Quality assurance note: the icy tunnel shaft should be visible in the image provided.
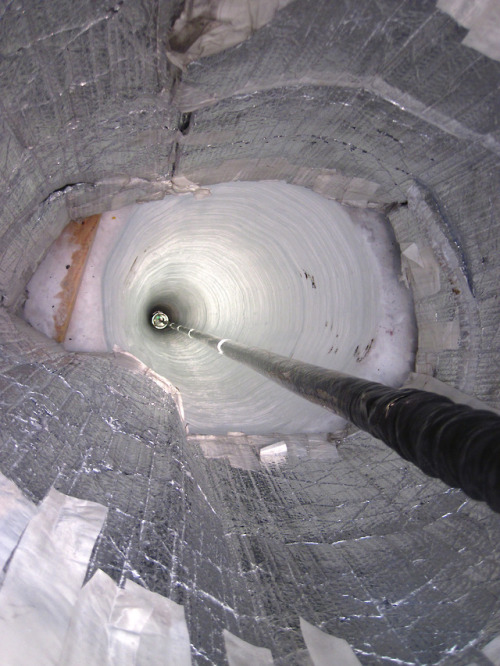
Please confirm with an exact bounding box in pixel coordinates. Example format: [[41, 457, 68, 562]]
[[26, 181, 416, 435], [44, 175, 500, 513]]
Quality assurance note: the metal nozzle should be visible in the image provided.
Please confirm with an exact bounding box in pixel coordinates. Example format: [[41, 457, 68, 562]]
[[151, 310, 169, 329]]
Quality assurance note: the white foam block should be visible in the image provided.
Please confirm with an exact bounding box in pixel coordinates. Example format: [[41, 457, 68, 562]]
[[259, 441, 288, 458]]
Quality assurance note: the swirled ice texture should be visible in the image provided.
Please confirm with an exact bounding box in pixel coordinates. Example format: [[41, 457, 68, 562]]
[[103, 181, 415, 434]]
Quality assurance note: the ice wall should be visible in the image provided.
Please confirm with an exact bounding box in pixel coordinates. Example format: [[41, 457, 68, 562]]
[[102, 181, 415, 434]]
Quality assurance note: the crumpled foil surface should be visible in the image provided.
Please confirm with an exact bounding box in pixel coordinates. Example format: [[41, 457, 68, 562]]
[[0, 0, 500, 663]]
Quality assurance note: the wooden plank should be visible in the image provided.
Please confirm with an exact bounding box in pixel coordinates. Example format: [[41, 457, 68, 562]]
[[53, 215, 100, 343]]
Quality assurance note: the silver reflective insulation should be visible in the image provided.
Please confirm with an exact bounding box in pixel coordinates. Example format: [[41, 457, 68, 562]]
[[0, 1, 500, 664]]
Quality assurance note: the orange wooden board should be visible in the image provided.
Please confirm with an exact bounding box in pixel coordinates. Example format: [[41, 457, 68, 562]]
[[53, 215, 100, 343]]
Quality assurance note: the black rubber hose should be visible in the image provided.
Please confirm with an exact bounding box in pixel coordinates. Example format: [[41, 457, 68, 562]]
[[163, 321, 500, 513]]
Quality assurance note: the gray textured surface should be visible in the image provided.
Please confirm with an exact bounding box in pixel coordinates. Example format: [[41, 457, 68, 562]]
[[0, 0, 499, 663], [1, 309, 499, 665]]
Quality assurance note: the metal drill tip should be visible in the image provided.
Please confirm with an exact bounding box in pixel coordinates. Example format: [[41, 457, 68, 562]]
[[151, 311, 169, 329]]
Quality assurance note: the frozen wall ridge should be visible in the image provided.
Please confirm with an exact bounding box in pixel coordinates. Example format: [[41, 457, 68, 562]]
[[175, 73, 500, 159], [390, 181, 484, 398]]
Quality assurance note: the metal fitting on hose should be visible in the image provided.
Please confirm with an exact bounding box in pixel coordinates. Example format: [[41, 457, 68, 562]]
[[151, 311, 169, 329]]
